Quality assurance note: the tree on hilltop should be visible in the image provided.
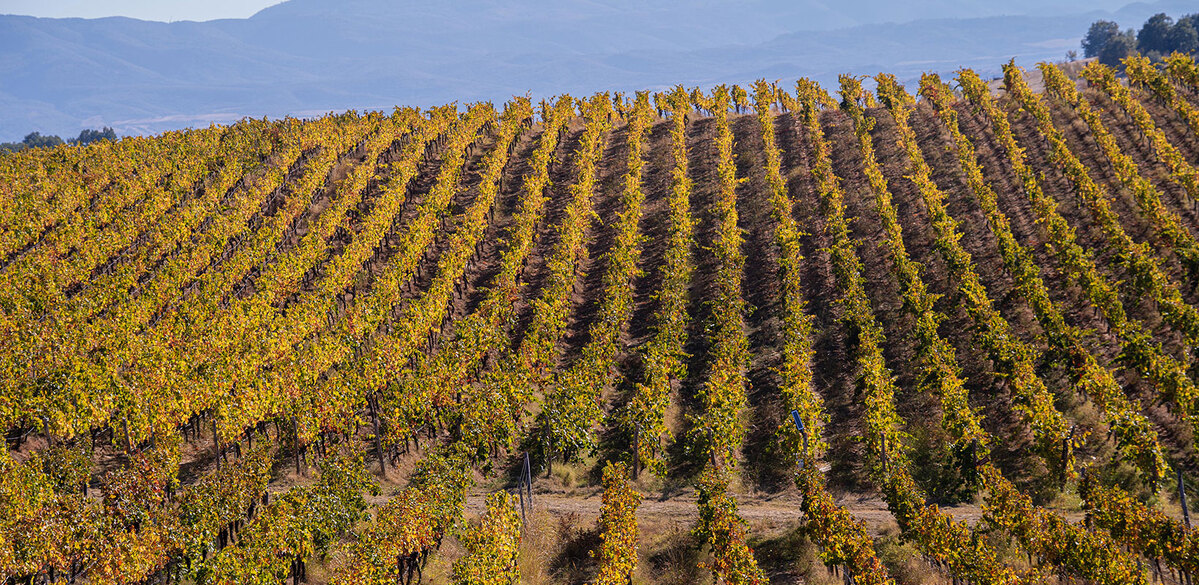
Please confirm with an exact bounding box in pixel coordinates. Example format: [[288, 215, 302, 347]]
[[1083, 20, 1120, 57], [1138, 13, 1175, 55]]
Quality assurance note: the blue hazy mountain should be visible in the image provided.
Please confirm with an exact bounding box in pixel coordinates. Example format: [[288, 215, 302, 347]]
[[0, 0, 1190, 139]]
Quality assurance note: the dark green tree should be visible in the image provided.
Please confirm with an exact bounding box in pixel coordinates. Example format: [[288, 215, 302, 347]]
[[21, 132, 65, 149], [72, 127, 117, 146], [1168, 20, 1199, 55], [1179, 14, 1199, 37], [1100, 31, 1137, 67], [1138, 13, 1174, 54], [1083, 20, 1121, 57]]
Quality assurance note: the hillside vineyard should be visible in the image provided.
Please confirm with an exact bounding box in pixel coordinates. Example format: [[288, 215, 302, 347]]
[[5, 55, 1199, 585]]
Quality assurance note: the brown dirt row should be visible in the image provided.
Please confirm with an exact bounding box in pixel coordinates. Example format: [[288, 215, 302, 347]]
[[1138, 89, 1199, 162], [941, 100, 1114, 488], [658, 114, 722, 491], [1009, 100, 1185, 356], [558, 122, 632, 369], [594, 116, 680, 464], [175, 143, 318, 307], [507, 125, 587, 351], [864, 103, 1051, 496], [450, 123, 545, 332], [774, 108, 872, 493], [947, 98, 1199, 481], [225, 125, 382, 301], [1087, 88, 1199, 231], [731, 111, 795, 493]]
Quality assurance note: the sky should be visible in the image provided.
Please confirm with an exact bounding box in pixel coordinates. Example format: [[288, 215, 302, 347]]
[[0, 0, 282, 21]]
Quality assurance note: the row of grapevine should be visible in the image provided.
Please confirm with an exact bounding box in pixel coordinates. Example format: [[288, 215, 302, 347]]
[[1006, 61, 1199, 347], [1, 440, 169, 582], [930, 71, 1149, 584], [623, 85, 697, 475], [201, 108, 451, 442], [200, 454, 372, 585], [977, 465, 1146, 584], [315, 99, 531, 450], [1, 433, 274, 585], [1082, 62, 1199, 210], [688, 85, 752, 467], [1040, 62, 1199, 282], [1, 125, 237, 437], [1165, 52, 1199, 91], [694, 468, 768, 585], [3, 112, 381, 441], [451, 491, 522, 585], [174, 438, 276, 576], [63, 119, 282, 328], [836, 75, 1022, 584], [677, 84, 769, 584], [791, 78, 896, 585], [1078, 471, 1199, 575], [896, 73, 1167, 485], [96, 435, 277, 584], [590, 462, 641, 584], [1125, 54, 1199, 137], [751, 80, 822, 460], [398, 97, 574, 458], [262, 103, 499, 443], [800, 78, 905, 474], [956, 68, 1199, 443], [333, 450, 474, 585], [538, 93, 653, 461], [485, 94, 613, 464]]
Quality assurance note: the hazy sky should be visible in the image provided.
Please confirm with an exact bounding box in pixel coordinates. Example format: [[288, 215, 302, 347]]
[[0, 0, 282, 21]]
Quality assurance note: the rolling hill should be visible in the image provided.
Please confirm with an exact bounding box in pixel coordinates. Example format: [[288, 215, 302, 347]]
[[3, 54, 1199, 583]]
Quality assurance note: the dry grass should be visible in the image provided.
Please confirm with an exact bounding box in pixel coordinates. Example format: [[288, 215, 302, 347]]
[[638, 526, 707, 585], [518, 509, 600, 585], [874, 525, 951, 585]]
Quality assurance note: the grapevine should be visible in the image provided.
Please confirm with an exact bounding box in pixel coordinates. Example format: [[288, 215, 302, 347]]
[[591, 462, 641, 585], [906, 73, 1168, 486], [624, 85, 696, 475], [1040, 61, 1199, 281], [1124, 53, 1199, 137], [451, 491, 521, 585], [1082, 61, 1199, 210], [1006, 61, 1199, 345], [958, 67, 1199, 443]]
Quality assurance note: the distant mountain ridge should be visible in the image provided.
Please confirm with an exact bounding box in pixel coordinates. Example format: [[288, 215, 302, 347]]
[[0, 0, 1190, 139]]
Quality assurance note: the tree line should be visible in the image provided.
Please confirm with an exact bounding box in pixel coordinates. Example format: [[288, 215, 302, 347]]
[[1083, 13, 1198, 67], [0, 127, 117, 153]]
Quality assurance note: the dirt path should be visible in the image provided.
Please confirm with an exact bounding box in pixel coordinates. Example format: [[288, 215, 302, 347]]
[[461, 487, 1022, 535]]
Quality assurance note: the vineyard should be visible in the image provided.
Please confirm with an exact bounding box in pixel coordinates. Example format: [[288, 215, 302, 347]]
[[5, 52, 1199, 584]]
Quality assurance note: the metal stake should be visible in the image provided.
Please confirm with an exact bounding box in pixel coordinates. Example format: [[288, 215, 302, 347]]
[[1181, 467, 1192, 530]]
